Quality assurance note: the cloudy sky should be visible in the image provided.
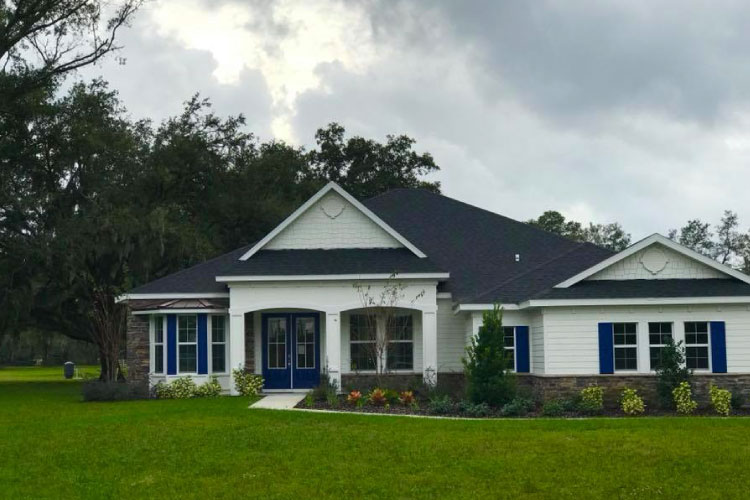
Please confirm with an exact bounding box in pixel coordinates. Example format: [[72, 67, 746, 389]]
[[79, 0, 750, 240]]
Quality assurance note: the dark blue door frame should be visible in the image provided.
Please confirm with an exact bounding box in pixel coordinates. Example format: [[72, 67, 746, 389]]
[[261, 312, 320, 389]]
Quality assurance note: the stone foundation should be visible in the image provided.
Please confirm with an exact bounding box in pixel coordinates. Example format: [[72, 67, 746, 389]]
[[125, 313, 149, 382], [342, 372, 750, 407]]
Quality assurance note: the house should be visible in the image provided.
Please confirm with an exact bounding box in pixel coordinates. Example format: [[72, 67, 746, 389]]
[[123, 182, 750, 400]]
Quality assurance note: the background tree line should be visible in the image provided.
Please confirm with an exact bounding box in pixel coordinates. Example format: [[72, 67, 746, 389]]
[[528, 209, 750, 273]]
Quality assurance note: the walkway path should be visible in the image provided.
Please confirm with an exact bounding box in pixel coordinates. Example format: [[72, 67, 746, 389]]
[[250, 393, 307, 410]]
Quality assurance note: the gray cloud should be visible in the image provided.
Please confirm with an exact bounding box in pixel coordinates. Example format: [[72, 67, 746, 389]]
[[73, 1, 750, 240]]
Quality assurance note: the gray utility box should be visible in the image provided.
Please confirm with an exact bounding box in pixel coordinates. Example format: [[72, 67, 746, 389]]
[[63, 361, 75, 379]]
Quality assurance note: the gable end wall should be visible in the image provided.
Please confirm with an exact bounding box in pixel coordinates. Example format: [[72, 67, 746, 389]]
[[588, 244, 727, 280]]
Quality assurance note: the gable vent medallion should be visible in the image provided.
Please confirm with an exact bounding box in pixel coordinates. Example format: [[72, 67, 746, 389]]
[[640, 247, 669, 275], [321, 198, 346, 219]]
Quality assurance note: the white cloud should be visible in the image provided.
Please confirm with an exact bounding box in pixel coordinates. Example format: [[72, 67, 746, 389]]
[[150, 0, 379, 141]]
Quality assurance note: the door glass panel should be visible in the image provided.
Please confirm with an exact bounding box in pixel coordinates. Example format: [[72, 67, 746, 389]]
[[268, 318, 287, 369], [296, 317, 315, 369]]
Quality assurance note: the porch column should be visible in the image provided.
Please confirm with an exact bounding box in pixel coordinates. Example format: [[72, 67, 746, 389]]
[[229, 310, 245, 396], [422, 308, 438, 386], [326, 311, 342, 391]]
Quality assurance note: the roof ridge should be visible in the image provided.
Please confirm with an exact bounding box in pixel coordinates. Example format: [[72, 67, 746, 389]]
[[469, 243, 593, 302], [366, 188, 604, 249]]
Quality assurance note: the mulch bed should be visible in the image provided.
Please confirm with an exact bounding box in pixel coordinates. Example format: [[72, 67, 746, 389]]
[[296, 396, 750, 418]]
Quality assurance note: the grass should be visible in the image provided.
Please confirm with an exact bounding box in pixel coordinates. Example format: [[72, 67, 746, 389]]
[[0, 364, 100, 382], [3, 368, 750, 499]]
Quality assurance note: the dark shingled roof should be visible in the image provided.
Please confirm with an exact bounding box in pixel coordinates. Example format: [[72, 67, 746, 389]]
[[363, 189, 614, 303], [218, 248, 444, 277], [130, 188, 746, 304], [534, 279, 750, 300]]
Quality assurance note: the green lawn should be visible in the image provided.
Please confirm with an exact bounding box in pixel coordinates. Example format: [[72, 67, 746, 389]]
[[2, 368, 750, 499]]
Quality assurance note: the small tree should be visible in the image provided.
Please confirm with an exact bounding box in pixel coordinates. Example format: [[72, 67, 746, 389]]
[[352, 274, 424, 385], [655, 338, 692, 408], [463, 304, 515, 406]]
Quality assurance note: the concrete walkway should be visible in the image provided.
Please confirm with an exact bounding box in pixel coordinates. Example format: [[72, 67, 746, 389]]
[[250, 393, 307, 410]]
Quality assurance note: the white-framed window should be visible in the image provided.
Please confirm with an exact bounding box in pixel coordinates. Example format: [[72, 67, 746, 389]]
[[178, 315, 198, 373], [350, 314, 376, 371], [296, 316, 316, 369], [211, 315, 227, 373], [386, 315, 414, 371], [502, 326, 516, 371], [152, 315, 165, 374], [613, 322, 638, 371], [684, 321, 710, 370], [649, 322, 673, 371]]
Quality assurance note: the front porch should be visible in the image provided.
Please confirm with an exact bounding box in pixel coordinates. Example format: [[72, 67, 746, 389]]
[[228, 280, 439, 394]]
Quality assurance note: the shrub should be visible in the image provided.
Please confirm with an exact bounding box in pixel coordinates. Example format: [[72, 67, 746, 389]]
[[463, 304, 516, 406], [194, 376, 222, 398], [620, 388, 645, 416], [368, 388, 387, 406], [578, 385, 604, 414], [326, 390, 339, 408], [399, 390, 415, 406], [169, 376, 198, 398], [232, 368, 264, 396], [82, 381, 148, 402], [502, 397, 535, 417], [655, 339, 691, 409], [427, 395, 454, 415], [383, 389, 400, 405], [709, 384, 732, 416], [347, 390, 362, 405], [458, 400, 491, 417], [304, 393, 314, 408], [673, 381, 698, 415], [541, 399, 566, 417]]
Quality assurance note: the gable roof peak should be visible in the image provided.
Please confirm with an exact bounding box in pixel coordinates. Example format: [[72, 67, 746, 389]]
[[239, 182, 427, 261]]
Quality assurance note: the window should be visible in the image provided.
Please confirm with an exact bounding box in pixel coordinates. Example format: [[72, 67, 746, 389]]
[[267, 317, 287, 369], [613, 323, 637, 371], [178, 315, 197, 373], [502, 326, 516, 371], [387, 315, 414, 370], [685, 322, 710, 370], [153, 316, 164, 374], [296, 317, 316, 369], [350, 314, 376, 371], [211, 316, 227, 373], [649, 322, 673, 370]]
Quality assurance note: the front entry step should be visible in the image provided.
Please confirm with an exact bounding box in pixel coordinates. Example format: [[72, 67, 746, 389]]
[[250, 393, 307, 410]]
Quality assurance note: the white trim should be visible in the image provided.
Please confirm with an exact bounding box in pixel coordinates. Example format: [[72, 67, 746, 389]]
[[150, 315, 167, 375], [555, 233, 750, 288], [436, 292, 452, 299], [238, 182, 427, 260], [523, 296, 750, 307], [454, 303, 520, 312], [118, 293, 229, 302], [132, 308, 227, 315], [217, 273, 449, 282]]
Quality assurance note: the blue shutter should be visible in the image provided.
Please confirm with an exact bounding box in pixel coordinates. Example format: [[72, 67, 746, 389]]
[[515, 326, 530, 373], [167, 314, 177, 375], [598, 323, 614, 374], [710, 321, 727, 373], [198, 313, 208, 374]]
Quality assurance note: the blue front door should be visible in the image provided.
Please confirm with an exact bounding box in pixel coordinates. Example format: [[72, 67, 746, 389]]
[[262, 313, 320, 389]]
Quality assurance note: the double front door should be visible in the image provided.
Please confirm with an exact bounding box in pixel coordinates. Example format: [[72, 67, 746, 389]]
[[262, 313, 320, 389]]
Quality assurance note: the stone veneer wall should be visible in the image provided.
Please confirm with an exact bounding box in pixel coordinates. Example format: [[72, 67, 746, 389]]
[[342, 372, 750, 407], [125, 313, 149, 382], [244, 311, 255, 372]]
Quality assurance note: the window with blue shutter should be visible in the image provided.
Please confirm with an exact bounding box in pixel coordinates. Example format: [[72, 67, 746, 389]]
[[167, 314, 177, 375], [598, 323, 614, 374], [198, 313, 208, 374]]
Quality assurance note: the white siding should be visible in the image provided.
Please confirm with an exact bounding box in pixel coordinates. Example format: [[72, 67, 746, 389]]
[[588, 243, 727, 280], [436, 299, 468, 372], [542, 304, 750, 374], [265, 191, 402, 250], [530, 309, 545, 374]]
